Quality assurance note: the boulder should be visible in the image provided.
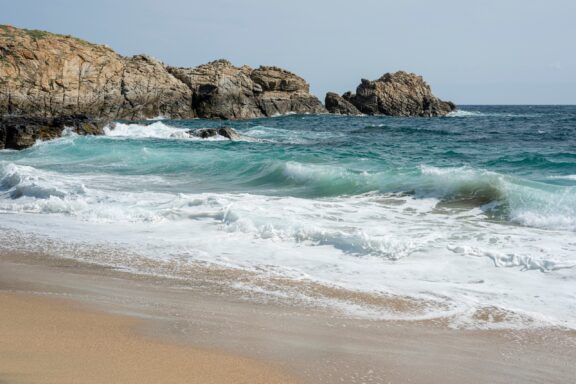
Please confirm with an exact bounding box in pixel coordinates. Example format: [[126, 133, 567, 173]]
[[328, 71, 456, 117], [0, 115, 109, 150], [324, 92, 362, 115], [189, 127, 242, 140]]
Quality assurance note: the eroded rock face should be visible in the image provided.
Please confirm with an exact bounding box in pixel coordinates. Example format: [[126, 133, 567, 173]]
[[168, 60, 260, 120], [0, 26, 193, 120], [327, 71, 455, 117], [0, 26, 325, 120], [119, 55, 193, 119], [0, 115, 109, 150], [168, 61, 326, 119], [325, 92, 361, 115]]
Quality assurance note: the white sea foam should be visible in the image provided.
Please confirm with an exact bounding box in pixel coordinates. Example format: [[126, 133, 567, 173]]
[[104, 122, 262, 142], [1, 161, 575, 329], [104, 122, 194, 139], [549, 174, 576, 181], [446, 110, 538, 118], [447, 110, 485, 117], [146, 115, 167, 121], [271, 111, 298, 117]]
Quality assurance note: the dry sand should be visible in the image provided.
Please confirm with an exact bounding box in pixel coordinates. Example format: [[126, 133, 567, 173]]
[[0, 250, 575, 384], [0, 293, 298, 384]]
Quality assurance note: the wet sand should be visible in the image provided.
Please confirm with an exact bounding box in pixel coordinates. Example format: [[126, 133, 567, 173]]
[[0, 250, 575, 384]]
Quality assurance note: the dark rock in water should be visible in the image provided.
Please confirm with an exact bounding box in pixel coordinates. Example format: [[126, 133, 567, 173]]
[[190, 127, 242, 140], [0, 115, 109, 150], [328, 71, 456, 117], [325, 92, 362, 115]]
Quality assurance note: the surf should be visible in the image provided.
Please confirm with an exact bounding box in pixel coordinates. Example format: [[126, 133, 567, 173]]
[[1, 107, 576, 330]]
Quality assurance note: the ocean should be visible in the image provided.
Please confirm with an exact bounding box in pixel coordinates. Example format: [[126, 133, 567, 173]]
[[1, 105, 575, 329]]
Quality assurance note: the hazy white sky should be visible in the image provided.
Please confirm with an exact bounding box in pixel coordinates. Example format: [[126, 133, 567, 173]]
[[2, 0, 575, 104]]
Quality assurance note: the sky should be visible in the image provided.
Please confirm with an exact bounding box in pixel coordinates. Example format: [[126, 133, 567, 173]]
[[2, 0, 575, 104]]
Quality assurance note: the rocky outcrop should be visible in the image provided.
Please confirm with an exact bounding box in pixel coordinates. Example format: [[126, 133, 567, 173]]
[[118, 55, 193, 119], [189, 127, 242, 140], [0, 115, 109, 150], [0, 26, 324, 120], [167, 60, 326, 119], [327, 71, 456, 117], [0, 26, 193, 120], [250, 66, 326, 117], [325, 92, 361, 115]]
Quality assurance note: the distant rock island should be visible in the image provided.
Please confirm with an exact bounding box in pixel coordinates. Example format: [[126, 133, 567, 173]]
[[325, 72, 455, 117], [0, 25, 456, 149]]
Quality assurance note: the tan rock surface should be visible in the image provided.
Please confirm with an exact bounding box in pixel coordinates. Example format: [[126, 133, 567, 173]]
[[327, 71, 456, 117], [0, 25, 193, 119], [168, 60, 326, 119], [0, 26, 324, 120]]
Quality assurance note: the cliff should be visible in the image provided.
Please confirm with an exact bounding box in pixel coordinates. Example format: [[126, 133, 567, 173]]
[[167, 60, 325, 119], [0, 25, 325, 120]]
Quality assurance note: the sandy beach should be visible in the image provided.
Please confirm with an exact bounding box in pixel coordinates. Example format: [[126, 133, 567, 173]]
[[0, 292, 298, 384], [2, 1, 576, 383], [1, 250, 575, 384]]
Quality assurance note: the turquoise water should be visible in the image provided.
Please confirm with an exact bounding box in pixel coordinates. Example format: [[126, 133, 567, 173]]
[[4, 106, 576, 228], [1, 106, 575, 328]]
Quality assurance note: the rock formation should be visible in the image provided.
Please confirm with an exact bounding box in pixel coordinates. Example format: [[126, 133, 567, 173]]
[[0, 115, 108, 150], [324, 92, 361, 115], [326, 71, 456, 117], [167, 60, 326, 119], [0, 26, 193, 120], [0, 25, 325, 120], [189, 127, 242, 140]]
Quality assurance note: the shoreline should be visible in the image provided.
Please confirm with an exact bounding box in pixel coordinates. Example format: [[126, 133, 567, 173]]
[[1, 249, 575, 383]]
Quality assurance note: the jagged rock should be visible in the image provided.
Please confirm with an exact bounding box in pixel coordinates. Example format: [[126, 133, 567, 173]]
[[325, 92, 361, 115], [0, 115, 109, 150], [168, 61, 326, 119], [118, 55, 193, 119], [168, 60, 260, 120], [329, 71, 456, 117], [250, 66, 326, 116], [0, 26, 193, 120], [0, 26, 324, 121], [189, 127, 242, 140]]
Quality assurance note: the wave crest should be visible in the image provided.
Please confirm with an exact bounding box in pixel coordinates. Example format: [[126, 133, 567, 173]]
[[104, 122, 230, 141]]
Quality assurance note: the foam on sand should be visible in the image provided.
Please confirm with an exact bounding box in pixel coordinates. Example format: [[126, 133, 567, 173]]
[[1, 160, 575, 329]]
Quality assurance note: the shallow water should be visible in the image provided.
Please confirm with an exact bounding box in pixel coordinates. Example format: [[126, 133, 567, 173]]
[[1, 106, 575, 329]]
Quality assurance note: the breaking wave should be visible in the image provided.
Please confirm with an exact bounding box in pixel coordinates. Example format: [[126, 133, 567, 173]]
[[1, 160, 575, 232], [1, 109, 576, 329]]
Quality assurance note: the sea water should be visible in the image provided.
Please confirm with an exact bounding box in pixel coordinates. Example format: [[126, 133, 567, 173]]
[[1, 106, 575, 329]]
